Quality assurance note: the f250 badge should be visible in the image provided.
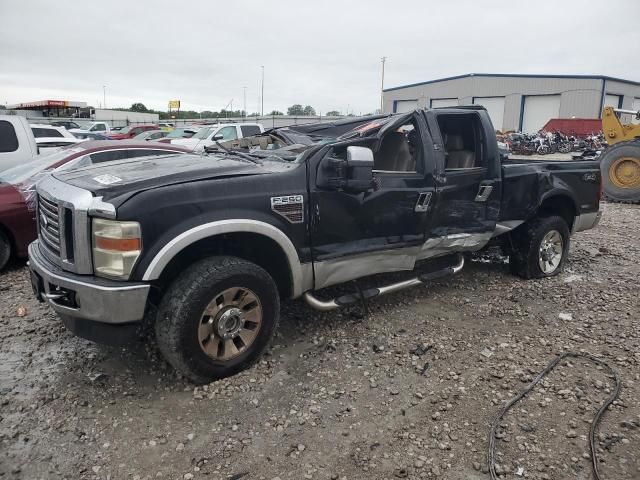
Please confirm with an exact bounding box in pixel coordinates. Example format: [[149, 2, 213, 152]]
[[271, 195, 304, 223]]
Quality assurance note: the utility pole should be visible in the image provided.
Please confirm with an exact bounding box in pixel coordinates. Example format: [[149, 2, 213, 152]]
[[380, 57, 386, 113], [243, 86, 247, 117], [260, 66, 265, 116], [103, 85, 107, 109]]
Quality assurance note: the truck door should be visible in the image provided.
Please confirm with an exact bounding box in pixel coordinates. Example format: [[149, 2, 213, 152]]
[[309, 112, 439, 289], [419, 109, 501, 258]]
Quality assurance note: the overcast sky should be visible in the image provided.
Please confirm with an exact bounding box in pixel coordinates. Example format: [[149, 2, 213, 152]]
[[1, 0, 638, 115]]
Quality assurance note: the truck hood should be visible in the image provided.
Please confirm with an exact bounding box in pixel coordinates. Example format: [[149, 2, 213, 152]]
[[52, 152, 288, 202]]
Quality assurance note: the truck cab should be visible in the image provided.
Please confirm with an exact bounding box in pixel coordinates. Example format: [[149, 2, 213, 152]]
[[69, 121, 111, 136]]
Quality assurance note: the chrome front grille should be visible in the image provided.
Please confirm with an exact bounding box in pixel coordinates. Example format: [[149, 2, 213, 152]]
[[38, 195, 62, 256], [36, 175, 97, 275]]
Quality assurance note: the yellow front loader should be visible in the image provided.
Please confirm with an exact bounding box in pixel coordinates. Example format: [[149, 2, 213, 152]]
[[600, 106, 640, 203]]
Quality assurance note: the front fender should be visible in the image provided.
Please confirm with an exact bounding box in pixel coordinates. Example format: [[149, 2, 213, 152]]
[[139, 218, 307, 297]]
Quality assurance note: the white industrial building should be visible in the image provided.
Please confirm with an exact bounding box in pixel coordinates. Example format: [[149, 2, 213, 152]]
[[383, 73, 640, 133]]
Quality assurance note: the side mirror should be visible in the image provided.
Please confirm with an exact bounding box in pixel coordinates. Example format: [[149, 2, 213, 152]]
[[213, 134, 224, 141], [317, 146, 374, 192], [345, 146, 374, 192]]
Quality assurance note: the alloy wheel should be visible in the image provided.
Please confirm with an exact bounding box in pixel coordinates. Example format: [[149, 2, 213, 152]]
[[197, 287, 263, 361]]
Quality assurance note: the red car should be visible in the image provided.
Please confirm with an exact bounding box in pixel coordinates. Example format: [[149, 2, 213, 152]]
[[108, 124, 159, 140], [0, 140, 191, 269]]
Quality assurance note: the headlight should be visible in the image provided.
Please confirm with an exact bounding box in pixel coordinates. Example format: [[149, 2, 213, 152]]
[[92, 219, 142, 279]]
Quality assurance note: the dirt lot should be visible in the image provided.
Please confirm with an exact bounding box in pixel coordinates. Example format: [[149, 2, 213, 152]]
[[1, 202, 639, 480]]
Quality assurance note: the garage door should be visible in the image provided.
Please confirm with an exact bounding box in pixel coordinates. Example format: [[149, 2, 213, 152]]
[[604, 94, 622, 109], [430, 98, 458, 108], [394, 100, 418, 113], [473, 97, 505, 132], [521, 95, 561, 133]]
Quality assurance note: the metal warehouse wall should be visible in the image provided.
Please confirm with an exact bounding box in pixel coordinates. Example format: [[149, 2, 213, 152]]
[[382, 75, 628, 132]]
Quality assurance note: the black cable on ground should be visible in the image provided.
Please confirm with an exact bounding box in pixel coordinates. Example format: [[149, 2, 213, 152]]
[[487, 352, 622, 480]]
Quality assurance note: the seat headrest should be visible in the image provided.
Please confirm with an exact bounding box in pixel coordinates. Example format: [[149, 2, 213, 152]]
[[383, 131, 406, 146], [446, 134, 465, 150]]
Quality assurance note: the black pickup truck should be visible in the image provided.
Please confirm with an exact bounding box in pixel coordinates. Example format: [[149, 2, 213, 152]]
[[28, 107, 602, 383]]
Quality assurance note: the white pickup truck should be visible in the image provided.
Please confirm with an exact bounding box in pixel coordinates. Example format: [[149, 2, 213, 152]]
[[1, 116, 40, 173], [171, 123, 264, 152], [0, 116, 81, 173], [69, 121, 112, 136]]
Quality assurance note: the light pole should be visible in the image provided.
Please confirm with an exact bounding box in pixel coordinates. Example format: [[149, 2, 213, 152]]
[[380, 57, 386, 113], [260, 66, 264, 116], [243, 86, 247, 117], [103, 85, 106, 109]]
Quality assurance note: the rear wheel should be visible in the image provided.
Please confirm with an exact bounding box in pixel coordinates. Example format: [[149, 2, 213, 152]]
[[155, 256, 280, 384], [0, 230, 11, 271], [559, 142, 572, 154], [509, 215, 570, 279]]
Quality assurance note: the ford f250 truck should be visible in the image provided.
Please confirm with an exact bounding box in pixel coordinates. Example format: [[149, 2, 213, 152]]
[[28, 107, 602, 383]]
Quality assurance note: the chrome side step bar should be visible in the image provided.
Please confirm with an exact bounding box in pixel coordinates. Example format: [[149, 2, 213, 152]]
[[303, 254, 465, 311]]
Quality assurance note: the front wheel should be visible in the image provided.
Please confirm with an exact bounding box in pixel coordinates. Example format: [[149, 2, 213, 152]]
[[155, 256, 280, 384], [599, 141, 640, 203], [508, 215, 570, 279], [537, 145, 550, 155]]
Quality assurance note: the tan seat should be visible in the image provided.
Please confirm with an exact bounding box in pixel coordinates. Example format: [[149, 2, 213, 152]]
[[445, 134, 475, 169], [375, 132, 415, 171]]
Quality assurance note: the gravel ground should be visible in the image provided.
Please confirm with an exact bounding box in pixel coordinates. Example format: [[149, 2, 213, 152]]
[[1, 202, 639, 480]]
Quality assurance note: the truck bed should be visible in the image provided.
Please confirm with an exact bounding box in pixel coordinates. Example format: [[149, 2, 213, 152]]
[[499, 158, 601, 225]]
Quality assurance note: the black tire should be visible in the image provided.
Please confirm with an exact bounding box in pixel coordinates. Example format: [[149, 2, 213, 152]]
[[600, 141, 640, 203], [0, 229, 11, 271], [508, 215, 570, 279], [155, 256, 280, 384]]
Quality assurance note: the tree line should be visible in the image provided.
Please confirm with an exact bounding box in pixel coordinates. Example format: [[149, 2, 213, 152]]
[[126, 103, 343, 119]]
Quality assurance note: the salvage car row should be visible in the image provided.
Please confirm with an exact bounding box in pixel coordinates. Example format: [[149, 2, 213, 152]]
[[0, 115, 270, 270], [0, 139, 192, 269], [41, 119, 265, 152]]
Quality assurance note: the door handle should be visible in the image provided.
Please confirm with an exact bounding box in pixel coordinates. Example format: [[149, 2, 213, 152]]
[[414, 192, 432, 212], [475, 185, 493, 202]]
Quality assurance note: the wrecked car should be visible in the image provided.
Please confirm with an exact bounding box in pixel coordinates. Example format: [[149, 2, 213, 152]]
[[27, 107, 602, 383]]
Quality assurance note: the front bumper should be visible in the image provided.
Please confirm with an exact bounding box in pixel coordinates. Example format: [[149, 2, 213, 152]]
[[28, 241, 150, 324]]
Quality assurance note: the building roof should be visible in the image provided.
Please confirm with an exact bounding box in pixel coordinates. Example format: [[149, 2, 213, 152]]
[[383, 73, 640, 92]]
